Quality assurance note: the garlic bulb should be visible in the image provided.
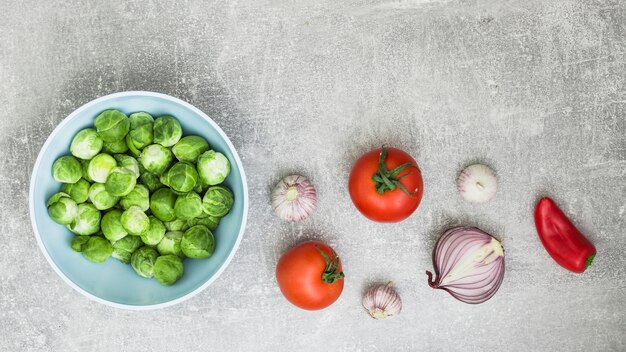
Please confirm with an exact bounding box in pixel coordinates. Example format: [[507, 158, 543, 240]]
[[362, 282, 402, 320], [271, 175, 317, 222], [457, 164, 498, 203]]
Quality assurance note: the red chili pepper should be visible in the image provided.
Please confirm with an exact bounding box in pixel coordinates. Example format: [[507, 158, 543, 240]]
[[534, 197, 596, 273]]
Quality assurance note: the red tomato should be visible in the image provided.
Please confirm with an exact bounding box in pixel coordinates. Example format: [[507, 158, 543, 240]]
[[276, 241, 344, 310], [349, 147, 423, 222]]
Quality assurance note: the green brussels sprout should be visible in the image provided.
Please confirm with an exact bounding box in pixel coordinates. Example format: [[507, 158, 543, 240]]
[[120, 184, 149, 211], [52, 155, 83, 184], [127, 112, 154, 150], [202, 186, 234, 217], [66, 203, 101, 235], [174, 191, 203, 220], [87, 153, 117, 183], [153, 115, 182, 147], [157, 231, 184, 258], [102, 138, 129, 154], [88, 183, 120, 210], [113, 154, 140, 178], [139, 172, 163, 192], [139, 144, 173, 175], [131, 246, 159, 278], [149, 188, 177, 222], [164, 218, 189, 232], [94, 109, 130, 142], [105, 167, 137, 197], [181, 225, 215, 259], [82, 236, 113, 263], [172, 136, 209, 163], [121, 205, 150, 236], [80, 159, 94, 182], [187, 215, 219, 231], [70, 235, 90, 252], [47, 192, 77, 225], [153, 255, 184, 285], [70, 128, 103, 160], [125, 134, 141, 157], [111, 235, 143, 264], [140, 216, 166, 246], [160, 162, 198, 193], [197, 150, 231, 186], [101, 209, 128, 242], [61, 178, 90, 203]]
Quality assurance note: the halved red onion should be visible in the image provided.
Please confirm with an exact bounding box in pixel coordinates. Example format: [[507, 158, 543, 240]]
[[426, 227, 505, 304]]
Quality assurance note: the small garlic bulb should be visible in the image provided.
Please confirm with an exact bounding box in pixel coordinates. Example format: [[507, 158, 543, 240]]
[[271, 175, 317, 222], [362, 282, 402, 320], [457, 164, 498, 204]]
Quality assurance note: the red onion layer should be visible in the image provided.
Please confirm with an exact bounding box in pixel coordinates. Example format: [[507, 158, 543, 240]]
[[426, 226, 505, 304]]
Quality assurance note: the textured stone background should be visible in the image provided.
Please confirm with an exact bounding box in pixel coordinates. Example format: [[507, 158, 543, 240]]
[[1, 0, 625, 351]]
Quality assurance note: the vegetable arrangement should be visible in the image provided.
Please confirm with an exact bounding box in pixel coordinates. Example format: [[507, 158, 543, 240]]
[[272, 149, 596, 315], [46, 110, 234, 285]]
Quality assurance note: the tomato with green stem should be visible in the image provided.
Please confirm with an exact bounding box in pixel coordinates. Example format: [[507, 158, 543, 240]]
[[276, 241, 344, 310], [349, 147, 423, 222]]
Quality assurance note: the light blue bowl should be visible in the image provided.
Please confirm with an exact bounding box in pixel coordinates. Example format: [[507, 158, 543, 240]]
[[29, 91, 248, 309]]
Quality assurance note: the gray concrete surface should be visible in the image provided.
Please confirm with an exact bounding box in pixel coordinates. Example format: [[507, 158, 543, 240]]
[[1, 0, 625, 351]]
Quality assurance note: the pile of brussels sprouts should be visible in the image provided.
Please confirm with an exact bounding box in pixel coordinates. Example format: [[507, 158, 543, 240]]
[[46, 109, 234, 285]]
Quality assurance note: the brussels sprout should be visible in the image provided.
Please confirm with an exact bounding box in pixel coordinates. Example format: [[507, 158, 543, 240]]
[[125, 134, 141, 157], [181, 225, 215, 259], [70, 235, 90, 252], [197, 150, 231, 186], [70, 128, 103, 160], [61, 178, 90, 203], [128, 112, 154, 150], [174, 191, 203, 220], [87, 153, 117, 183], [157, 231, 184, 258], [94, 109, 130, 142], [101, 209, 128, 242], [140, 216, 166, 246], [80, 159, 94, 182], [88, 183, 120, 210], [164, 218, 189, 232], [105, 167, 137, 197], [160, 162, 198, 193], [139, 172, 163, 192], [172, 136, 209, 163], [111, 235, 143, 264], [47, 192, 77, 225], [149, 188, 177, 222], [153, 115, 182, 147], [131, 246, 159, 278], [66, 203, 101, 235], [52, 155, 83, 184], [82, 236, 113, 263], [202, 186, 234, 217], [102, 138, 129, 154], [121, 205, 150, 236], [139, 144, 173, 175], [153, 255, 184, 285], [187, 215, 219, 231], [120, 184, 149, 211], [113, 154, 140, 178]]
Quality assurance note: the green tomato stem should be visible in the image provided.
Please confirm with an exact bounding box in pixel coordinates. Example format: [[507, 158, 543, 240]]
[[371, 147, 418, 197]]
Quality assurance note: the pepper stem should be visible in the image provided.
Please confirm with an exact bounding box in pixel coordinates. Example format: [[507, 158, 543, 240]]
[[371, 147, 419, 197], [317, 246, 344, 284], [585, 254, 595, 269]]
